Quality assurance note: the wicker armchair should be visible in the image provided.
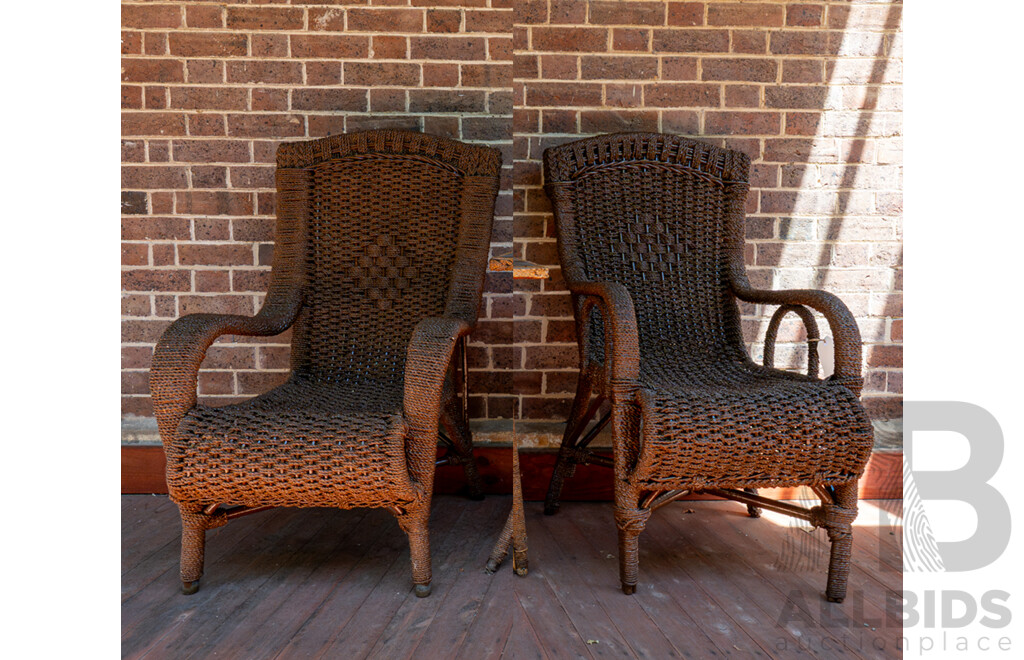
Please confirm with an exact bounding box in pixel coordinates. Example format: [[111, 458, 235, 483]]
[[542, 133, 873, 601], [150, 130, 501, 598]]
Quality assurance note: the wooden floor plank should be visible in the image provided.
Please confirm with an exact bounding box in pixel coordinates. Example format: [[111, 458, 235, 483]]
[[685, 503, 898, 660], [273, 496, 467, 659], [121, 495, 903, 659], [565, 501, 767, 658]]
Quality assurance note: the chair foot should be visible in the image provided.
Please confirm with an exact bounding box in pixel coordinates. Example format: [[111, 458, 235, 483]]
[[622, 583, 636, 595], [469, 491, 485, 502], [543, 502, 560, 516], [414, 584, 432, 598], [181, 580, 200, 595], [827, 594, 844, 603], [744, 488, 762, 517], [484, 559, 499, 574]]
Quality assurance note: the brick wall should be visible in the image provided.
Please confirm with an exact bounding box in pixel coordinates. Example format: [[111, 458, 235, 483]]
[[512, 0, 902, 423], [121, 1, 514, 422], [122, 0, 902, 434]]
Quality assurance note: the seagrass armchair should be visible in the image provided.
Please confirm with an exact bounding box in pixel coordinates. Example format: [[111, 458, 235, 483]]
[[542, 133, 873, 601], [151, 130, 501, 597]]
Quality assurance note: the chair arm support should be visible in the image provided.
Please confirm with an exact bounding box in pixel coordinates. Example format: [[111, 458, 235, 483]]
[[403, 317, 472, 485], [569, 281, 640, 397], [732, 284, 863, 394], [150, 310, 298, 444]]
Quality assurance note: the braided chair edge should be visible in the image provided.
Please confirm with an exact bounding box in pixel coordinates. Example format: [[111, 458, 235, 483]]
[[542, 132, 750, 187], [276, 129, 502, 177]]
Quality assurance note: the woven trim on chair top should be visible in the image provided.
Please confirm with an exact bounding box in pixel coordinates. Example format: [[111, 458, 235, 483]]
[[276, 129, 501, 176], [544, 132, 749, 186]]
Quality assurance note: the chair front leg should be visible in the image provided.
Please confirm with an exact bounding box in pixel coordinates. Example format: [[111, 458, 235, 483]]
[[396, 503, 433, 597], [819, 480, 859, 602], [177, 505, 227, 595], [614, 491, 651, 595]]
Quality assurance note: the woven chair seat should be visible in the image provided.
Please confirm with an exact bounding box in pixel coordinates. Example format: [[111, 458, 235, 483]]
[[636, 364, 872, 490], [167, 380, 416, 509]]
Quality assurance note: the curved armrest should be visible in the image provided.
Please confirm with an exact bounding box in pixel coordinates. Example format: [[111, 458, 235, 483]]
[[403, 317, 472, 484], [150, 310, 298, 444], [569, 281, 640, 396], [732, 284, 863, 394]]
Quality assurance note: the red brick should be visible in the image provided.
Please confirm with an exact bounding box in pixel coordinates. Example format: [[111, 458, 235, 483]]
[[525, 82, 602, 107], [517, 1, 547, 25], [188, 114, 227, 136], [580, 56, 658, 80], [531, 27, 609, 53], [427, 9, 461, 33], [372, 35, 408, 59], [708, 3, 784, 27], [527, 293, 572, 317], [226, 7, 304, 30], [185, 60, 224, 84], [724, 84, 760, 108], [172, 140, 251, 163], [548, 0, 587, 24], [121, 243, 149, 266], [122, 58, 184, 83], [290, 35, 369, 58], [228, 114, 305, 139], [168, 33, 247, 57], [122, 165, 188, 189], [144, 32, 168, 56], [521, 397, 573, 420], [233, 270, 272, 293], [308, 7, 346, 31], [122, 345, 154, 369], [652, 29, 729, 53], [345, 62, 420, 86], [422, 63, 459, 87], [170, 87, 248, 111], [828, 4, 902, 31], [191, 165, 228, 189], [770, 31, 828, 56], [588, 1, 666, 26], [612, 28, 650, 52], [523, 345, 578, 369], [411, 36, 486, 60], [176, 192, 255, 217], [866, 344, 902, 369], [661, 56, 698, 80], [540, 109, 576, 133], [227, 61, 303, 85], [702, 58, 777, 82], [122, 269, 191, 292], [786, 4, 822, 27], [144, 87, 167, 110], [367, 89, 403, 112], [252, 34, 289, 58], [292, 89, 368, 112], [581, 110, 658, 133], [514, 54, 539, 79], [122, 86, 142, 109], [122, 4, 182, 29], [668, 3, 705, 27], [194, 270, 231, 293], [180, 295, 255, 317], [186, 4, 223, 28], [301, 62, 339, 85], [465, 9, 511, 33], [122, 31, 141, 55], [705, 111, 781, 135], [732, 30, 766, 55], [539, 55, 577, 80], [347, 8, 423, 32], [662, 110, 700, 134], [645, 83, 719, 108], [782, 60, 824, 83], [409, 89, 486, 112]]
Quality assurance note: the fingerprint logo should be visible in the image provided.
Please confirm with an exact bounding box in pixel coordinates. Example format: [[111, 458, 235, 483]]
[[903, 459, 944, 572]]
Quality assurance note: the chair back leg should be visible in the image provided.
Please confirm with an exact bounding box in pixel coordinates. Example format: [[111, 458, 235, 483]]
[[823, 480, 859, 602]]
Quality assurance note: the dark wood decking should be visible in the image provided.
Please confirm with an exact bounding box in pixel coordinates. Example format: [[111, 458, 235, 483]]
[[123, 495, 902, 659]]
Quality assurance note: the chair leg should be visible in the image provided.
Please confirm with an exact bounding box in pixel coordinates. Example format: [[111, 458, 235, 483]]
[[396, 505, 432, 597], [614, 504, 651, 595], [744, 487, 762, 518], [822, 481, 859, 603], [441, 396, 484, 501], [544, 376, 598, 516], [179, 507, 208, 595]]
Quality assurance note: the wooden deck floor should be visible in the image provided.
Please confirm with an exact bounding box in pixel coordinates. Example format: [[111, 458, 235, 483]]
[[122, 495, 902, 659]]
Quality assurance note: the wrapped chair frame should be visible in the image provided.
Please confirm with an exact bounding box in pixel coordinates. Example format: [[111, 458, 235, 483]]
[[541, 132, 874, 601], [150, 130, 501, 597]]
